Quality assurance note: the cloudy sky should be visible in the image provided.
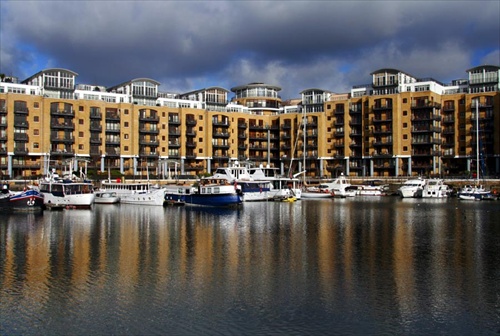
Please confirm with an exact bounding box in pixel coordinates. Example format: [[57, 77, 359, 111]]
[[1, 1, 499, 100]]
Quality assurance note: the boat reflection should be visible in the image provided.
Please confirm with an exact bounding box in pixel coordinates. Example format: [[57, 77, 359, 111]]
[[0, 198, 498, 334]]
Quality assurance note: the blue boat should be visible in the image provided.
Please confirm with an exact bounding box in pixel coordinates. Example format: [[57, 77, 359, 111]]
[[164, 178, 243, 207], [0, 185, 45, 212]]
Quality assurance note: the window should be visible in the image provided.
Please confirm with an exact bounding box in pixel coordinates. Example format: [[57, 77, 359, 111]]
[[124, 122, 129, 127], [403, 134, 407, 139], [34, 116, 39, 122], [124, 109, 129, 115], [199, 115, 203, 120], [33, 129, 39, 135], [124, 146, 129, 151], [403, 98, 407, 103], [79, 144, 84, 150], [79, 132, 84, 137], [34, 102, 39, 108], [124, 134, 129, 139], [79, 106, 84, 111], [403, 123, 408, 128], [403, 146, 408, 151], [33, 142, 39, 149], [403, 110, 407, 116], [79, 119, 84, 125]]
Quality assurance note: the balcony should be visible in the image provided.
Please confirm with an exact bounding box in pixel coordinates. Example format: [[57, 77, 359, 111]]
[[140, 115, 160, 122], [140, 139, 160, 146], [14, 107, 29, 114], [51, 135, 74, 143], [213, 132, 230, 138], [51, 121, 75, 130], [213, 120, 230, 127], [14, 147, 29, 155], [139, 151, 159, 158], [213, 143, 230, 149], [105, 113, 120, 121], [105, 127, 121, 133], [186, 119, 197, 126], [13, 120, 29, 128], [139, 127, 159, 134], [14, 133, 29, 142], [411, 102, 441, 110], [167, 117, 180, 125], [186, 141, 197, 148], [90, 111, 102, 119], [51, 109, 74, 117], [372, 104, 393, 111], [90, 124, 102, 132], [281, 124, 292, 130], [186, 130, 197, 137]]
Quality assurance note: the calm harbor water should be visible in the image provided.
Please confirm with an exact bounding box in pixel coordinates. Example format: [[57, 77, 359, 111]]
[[1, 197, 499, 335]]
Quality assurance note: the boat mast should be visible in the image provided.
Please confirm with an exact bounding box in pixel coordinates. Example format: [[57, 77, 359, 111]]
[[303, 107, 306, 185], [475, 98, 479, 184]]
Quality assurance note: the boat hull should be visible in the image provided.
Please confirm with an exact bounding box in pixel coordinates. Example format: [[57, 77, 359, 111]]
[[94, 192, 121, 204], [165, 192, 242, 207], [0, 189, 44, 212], [119, 189, 166, 206]]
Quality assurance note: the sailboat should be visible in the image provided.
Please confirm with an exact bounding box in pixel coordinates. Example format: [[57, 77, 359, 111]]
[[458, 99, 495, 201]]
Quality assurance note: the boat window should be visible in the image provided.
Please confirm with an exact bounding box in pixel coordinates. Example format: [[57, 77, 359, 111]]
[[214, 187, 220, 194]]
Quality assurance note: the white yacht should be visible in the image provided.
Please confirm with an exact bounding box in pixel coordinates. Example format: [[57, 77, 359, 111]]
[[398, 178, 426, 198], [247, 165, 302, 200], [39, 170, 95, 209], [100, 181, 165, 206], [421, 179, 451, 198], [210, 161, 273, 202], [320, 173, 355, 198]]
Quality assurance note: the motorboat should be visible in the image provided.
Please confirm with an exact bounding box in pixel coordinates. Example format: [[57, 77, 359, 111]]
[[301, 185, 334, 199], [319, 173, 355, 198], [100, 181, 165, 206], [247, 165, 302, 200], [94, 191, 120, 204], [458, 185, 496, 201], [0, 184, 44, 212], [398, 178, 426, 198], [164, 177, 243, 207], [422, 179, 451, 198], [39, 170, 95, 209], [209, 161, 273, 202], [351, 180, 390, 196]]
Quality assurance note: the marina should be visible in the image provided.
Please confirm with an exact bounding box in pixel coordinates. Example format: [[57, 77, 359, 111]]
[[0, 196, 499, 335]]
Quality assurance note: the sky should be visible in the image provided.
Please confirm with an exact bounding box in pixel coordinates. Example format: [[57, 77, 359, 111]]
[[1, 0, 499, 100]]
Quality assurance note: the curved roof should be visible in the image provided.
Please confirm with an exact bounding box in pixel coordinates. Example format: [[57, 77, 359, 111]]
[[131, 78, 161, 86], [22, 68, 78, 83], [230, 82, 281, 92], [299, 88, 333, 94], [466, 65, 500, 72], [370, 68, 415, 78]]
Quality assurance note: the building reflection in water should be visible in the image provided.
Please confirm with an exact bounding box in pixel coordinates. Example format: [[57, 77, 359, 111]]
[[0, 199, 498, 334]]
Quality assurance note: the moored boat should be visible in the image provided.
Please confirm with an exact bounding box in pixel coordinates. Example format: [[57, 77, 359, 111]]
[[0, 184, 44, 212], [320, 173, 355, 198], [422, 179, 451, 198], [164, 178, 243, 207], [398, 178, 426, 198], [39, 171, 95, 209], [100, 181, 165, 206], [210, 161, 273, 202], [94, 191, 120, 204], [352, 180, 390, 196], [301, 185, 334, 199], [458, 185, 496, 201], [247, 166, 302, 200]]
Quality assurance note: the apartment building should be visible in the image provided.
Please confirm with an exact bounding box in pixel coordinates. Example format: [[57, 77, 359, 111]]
[[0, 65, 499, 180]]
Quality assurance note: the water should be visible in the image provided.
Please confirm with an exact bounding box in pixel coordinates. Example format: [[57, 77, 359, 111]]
[[1, 198, 499, 335]]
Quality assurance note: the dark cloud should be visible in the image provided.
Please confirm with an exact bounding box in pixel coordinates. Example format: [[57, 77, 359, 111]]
[[1, 1, 498, 99]]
